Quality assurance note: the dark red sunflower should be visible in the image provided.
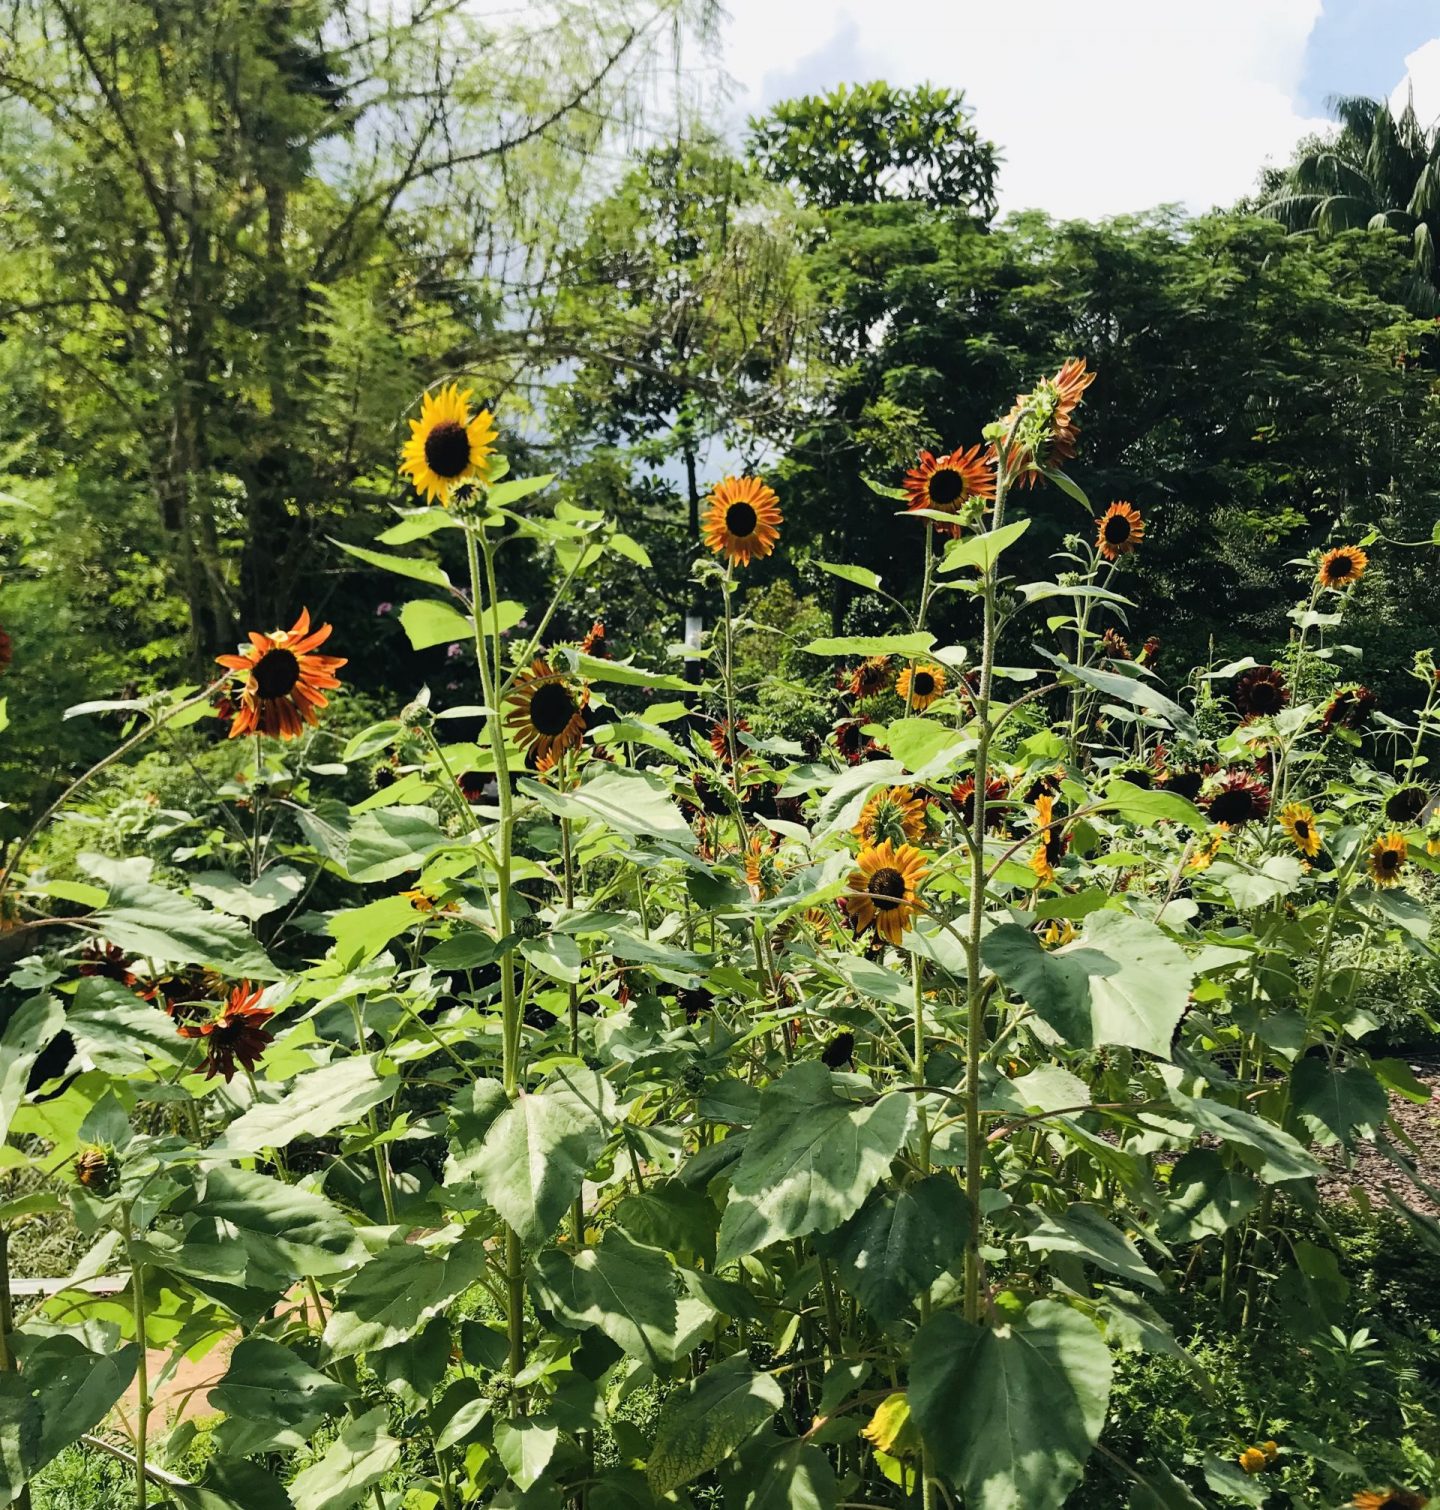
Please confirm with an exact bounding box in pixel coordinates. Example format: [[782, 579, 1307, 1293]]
[[710, 717, 750, 765], [1101, 628, 1131, 660], [176, 982, 274, 1082], [1205, 770, 1271, 827], [578, 620, 607, 657], [1234, 665, 1290, 720], [845, 656, 892, 700], [951, 775, 1009, 832], [1321, 684, 1378, 734]]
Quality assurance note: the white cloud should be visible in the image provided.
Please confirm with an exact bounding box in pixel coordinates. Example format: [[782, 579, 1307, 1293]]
[[717, 0, 1332, 218], [1391, 36, 1440, 127]]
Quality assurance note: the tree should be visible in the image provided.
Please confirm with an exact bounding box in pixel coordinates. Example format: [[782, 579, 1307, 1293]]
[[748, 81, 999, 217]]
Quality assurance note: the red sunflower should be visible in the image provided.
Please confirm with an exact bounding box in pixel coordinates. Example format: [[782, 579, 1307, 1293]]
[[216, 610, 347, 740], [177, 982, 275, 1082], [902, 445, 995, 535]]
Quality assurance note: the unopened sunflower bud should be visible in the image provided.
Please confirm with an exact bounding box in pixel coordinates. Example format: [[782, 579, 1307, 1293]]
[[75, 1145, 116, 1193], [681, 1065, 706, 1094], [400, 700, 434, 732], [513, 914, 545, 939]]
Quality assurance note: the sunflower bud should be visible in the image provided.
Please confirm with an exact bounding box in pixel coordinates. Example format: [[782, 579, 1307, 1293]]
[[75, 1145, 117, 1194], [680, 1065, 706, 1094], [400, 700, 434, 732], [513, 914, 545, 940]]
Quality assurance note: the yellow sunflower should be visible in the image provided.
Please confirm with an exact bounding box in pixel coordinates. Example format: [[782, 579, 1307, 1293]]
[[1367, 831, 1408, 888], [399, 384, 498, 505], [215, 609, 347, 740], [744, 835, 782, 901], [896, 662, 946, 712], [854, 785, 927, 847], [844, 841, 928, 945], [1317, 545, 1367, 589], [504, 658, 588, 763], [1188, 827, 1226, 873], [1096, 501, 1145, 561], [1030, 794, 1070, 886], [701, 476, 782, 566], [1278, 802, 1321, 859]]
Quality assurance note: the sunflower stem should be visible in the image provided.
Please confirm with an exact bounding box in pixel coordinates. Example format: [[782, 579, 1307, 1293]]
[[122, 1207, 150, 1509]]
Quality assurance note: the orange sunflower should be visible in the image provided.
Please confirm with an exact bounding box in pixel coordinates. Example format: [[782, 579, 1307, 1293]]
[[853, 785, 927, 847], [399, 384, 498, 505], [1096, 502, 1145, 561], [1030, 794, 1070, 886], [176, 982, 274, 1082], [1354, 1490, 1429, 1509], [701, 476, 782, 566], [896, 662, 946, 712], [1317, 545, 1368, 589], [505, 658, 589, 764], [844, 840, 928, 945], [993, 356, 1096, 484], [216, 609, 347, 740], [902, 445, 995, 535]]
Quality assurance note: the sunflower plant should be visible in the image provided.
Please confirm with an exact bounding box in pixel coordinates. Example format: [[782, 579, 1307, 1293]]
[[0, 367, 1435, 1510]]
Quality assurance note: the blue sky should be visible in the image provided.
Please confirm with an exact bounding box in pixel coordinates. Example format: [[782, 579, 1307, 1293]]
[[713, 0, 1440, 218]]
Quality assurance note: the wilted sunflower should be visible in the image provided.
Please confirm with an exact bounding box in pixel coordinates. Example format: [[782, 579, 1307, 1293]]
[[846, 656, 892, 700], [1205, 770, 1271, 827], [505, 658, 588, 763], [1321, 684, 1378, 734], [1030, 794, 1070, 886], [399, 384, 498, 505], [1096, 502, 1145, 561], [701, 476, 782, 567], [994, 356, 1096, 483], [902, 445, 994, 535], [844, 840, 928, 945], [854, 785, 927, 847], [1368, 831, 1408, 888], [1385, 785, 1431, 825], [1317, 545, 1368, 589], [74, 1145, 115, 1193], [896, 662, 946, 711], [1234, 665, 1290, 720], [1279, 803, 1321, 858], [216, 609, 347, 740], [177, 982, 274, 1082], [1354, 1489, 1429, 1509], [951, 774, 1009, 832]]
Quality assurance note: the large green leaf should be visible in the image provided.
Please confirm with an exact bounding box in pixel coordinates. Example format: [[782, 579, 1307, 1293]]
[[1158, 1150, 1260, 1242], [745, 1441, 838, 1510], [884, 719, 968, 776], [399, 598, 475, 650], [802, 632, 936, 658], [981, 912, 1193, 1057], [1291, 1059, 1387, 1148], [938, 518, 1030, 574], [494, 1414, 560, 1491], [815, 1176, 970, 1321], [910, 1302, 1112, 1510], [67, 978, 184, 1072], [1152, 1091, 1321, 1183], [324, 1240, 489, 1359], [1019, 1203, 1162, 1292], [0, 994, 63, 1139], [93, 876, 276, 978], [716, 1063, 915, 1264], [288, 1406, 401, 1510], [343, 805, 447, 883], [0, 1375, 40, 1506], [1035, 649, 1197, 738], [209, 1339, 351, 1456], [520, 767, 695, 848], [331, 537, 451, 588], [647, 1353, 783, 1497], [216, 1057, 400, 1153], [25, 1337, 138, 1469], [458, 1069, 617, 1244]]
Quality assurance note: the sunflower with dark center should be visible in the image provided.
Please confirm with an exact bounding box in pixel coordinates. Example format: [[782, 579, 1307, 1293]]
[[1234, 665, 1289, 720], [76, 941, 131, 982], [833, 718, 870, 765], [821, 1031, 856, 1069], [709, 716, 750, 765], [1321, 684, 1378, 734], [1096, 502, 1145, 561], [1023, 769, 1064, 806], [1317, 544, 1368, 590], [176, 982, 274, 1082], [701, 476, 782, 566], [846, 656, 892, 700], [902, 444, 995, 535], [844, 840, 928, 945], [399, 383, 498, 505], [1114, 763, 1153, 789], [1205, 770, 1271, 827], [951, 775, 1009, 832], [505, 658, 589, 763], [1030, 794, 1070, 885], [456, 769, 487, 803], [578, 620, 607, 656], [677, 986, 714, 1024], [854, 785, 927, 847], [1354, 1488, 1429, 1509], [1385, 785, 1431, 824], [1279, 802, 1321, 858], [896, 662, 946, 712], [1368, 831, 1408, 888], [216, 609, 347, 740]]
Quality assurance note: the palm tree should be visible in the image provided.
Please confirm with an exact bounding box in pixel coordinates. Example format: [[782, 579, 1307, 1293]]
[[1261, 94, 1440, 308]]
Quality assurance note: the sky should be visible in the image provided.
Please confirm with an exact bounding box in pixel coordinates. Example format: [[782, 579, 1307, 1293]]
[[714, 0, 1440, 219]]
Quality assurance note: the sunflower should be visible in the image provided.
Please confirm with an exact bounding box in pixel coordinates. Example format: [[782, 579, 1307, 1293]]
[[1234, 665, 1290, 720], [1101, 628, 1131, 660], [1189, 827, 1226, 872], [701, 476, 782, 566], [216, 609, 347, 741], [1368, 831, 1408, 888], [1237, 1447, 1268, 1475], [902, 445, 995, 535], [677, 986, 714, 1023], [1385, 785, 1431, 825], [710, 717, 750, 765], [744, 835, 782, 901], [1205, 770, 1271, 827], [1317, 545, 1368, 589], [1278, 803, 1321, 858], [833, 717, 870, 766], [1354, 1489, 1429, 1509], [0, 622, 10, 676], [505, 658, 588, 763], [75, 1145, 116, 1192], [951, 775, 1009, 832], [821, 1031, 856, 1069], [1096, 502, 1145, 561], [844, 840, 928, 945], [896, 663, 946, 712], [399, 384, 498, 505], [176, 982, 274, 1082], [1041, 919, 1078, 949], [846, 656, 892, 700], [1321, 684, 1378, 734], [1030, 794, 1070, 885], [1138, 635, 1161, 664], [993, 356, 1097, 484], [1161, 767, 1206, 803], [854, 785, 927, 847], [456, 769, 488, 803], [578, 619, 607, 657]]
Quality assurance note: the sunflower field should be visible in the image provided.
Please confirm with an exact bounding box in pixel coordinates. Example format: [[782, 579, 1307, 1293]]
[[1, 356, 1438, 1510]]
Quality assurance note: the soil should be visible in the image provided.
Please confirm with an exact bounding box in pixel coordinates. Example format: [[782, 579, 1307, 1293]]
[[1317, 1054, 1440, 1216]]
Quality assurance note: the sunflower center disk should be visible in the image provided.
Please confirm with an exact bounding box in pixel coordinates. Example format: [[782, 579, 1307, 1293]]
[[927, 469, 965, 506], [1104, 516, 1131, 544], [254, 647, 301, 699], [868, 866, 907, 910], [913, 673, 935, 697], [424, 420, 472, 479], [529, 680, 577, 736], [725, 502, 758, 537]]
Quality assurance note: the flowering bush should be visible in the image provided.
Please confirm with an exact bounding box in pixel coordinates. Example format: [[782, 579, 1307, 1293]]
[[0, 367, 1434, 1509]]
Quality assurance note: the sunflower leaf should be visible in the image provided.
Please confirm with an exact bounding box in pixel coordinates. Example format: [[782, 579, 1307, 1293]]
[[331, 537, 451, 589]]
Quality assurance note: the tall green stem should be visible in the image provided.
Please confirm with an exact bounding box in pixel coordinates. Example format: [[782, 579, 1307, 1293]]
[[123, 1209, 150, 1509]]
